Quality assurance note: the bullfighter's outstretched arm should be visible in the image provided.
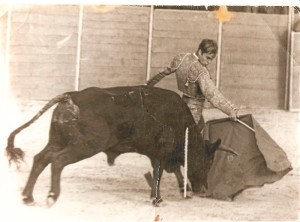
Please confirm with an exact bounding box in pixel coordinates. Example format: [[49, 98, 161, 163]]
[[146, 54, 186, 86], [190, 64, 238, 116], [146, 67, 174, 86]]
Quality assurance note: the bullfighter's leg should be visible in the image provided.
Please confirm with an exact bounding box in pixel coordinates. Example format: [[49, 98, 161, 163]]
[[47, 145, 97, 207], [151, 159, 164, 206]]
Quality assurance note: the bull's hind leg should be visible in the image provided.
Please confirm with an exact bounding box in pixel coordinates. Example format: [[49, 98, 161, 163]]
[[47, 145, 96, 207], [22, 143, 63, 205]]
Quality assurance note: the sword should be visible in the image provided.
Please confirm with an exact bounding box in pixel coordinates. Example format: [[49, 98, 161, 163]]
[[236, 119, 255, 132]]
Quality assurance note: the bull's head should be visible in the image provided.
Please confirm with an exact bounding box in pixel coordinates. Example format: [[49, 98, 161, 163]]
[[188, 135, 238, 194]]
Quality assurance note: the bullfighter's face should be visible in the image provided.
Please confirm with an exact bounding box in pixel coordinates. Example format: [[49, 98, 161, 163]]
[[198, 51, 216, 66]]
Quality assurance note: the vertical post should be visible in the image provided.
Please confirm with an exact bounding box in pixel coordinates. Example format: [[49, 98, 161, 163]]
[[184, 127, 189, 198], [75, 4, 84, 91], [216, 21, 223, 89], [146, 5, 154, 81], [285, 6, 293, 110], [289, 31, 295, 111], [4, 4, 12, 100]]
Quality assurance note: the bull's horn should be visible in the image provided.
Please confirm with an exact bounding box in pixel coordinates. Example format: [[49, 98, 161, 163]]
[[218, 144, 239, 156], [205, 138, 221, 155]]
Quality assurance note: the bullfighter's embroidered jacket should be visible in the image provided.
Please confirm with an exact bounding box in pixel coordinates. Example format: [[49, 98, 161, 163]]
[[146, 53, 237, 115]]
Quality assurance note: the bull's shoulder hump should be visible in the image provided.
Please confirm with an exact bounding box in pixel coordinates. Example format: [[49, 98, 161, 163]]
[[67, 87, 104, 97]]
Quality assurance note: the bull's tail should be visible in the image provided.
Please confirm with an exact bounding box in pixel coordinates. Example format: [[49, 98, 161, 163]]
[[6, 93, 72, 166]]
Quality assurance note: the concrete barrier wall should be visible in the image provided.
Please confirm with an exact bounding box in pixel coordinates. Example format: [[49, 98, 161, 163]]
[[290, 14, 300, 111], [5, 5, 292, 109], [221, 13, 288, 109], [9, 5, 79, 100], [0, 7, 8, 100], [79, 6, 150, 89]]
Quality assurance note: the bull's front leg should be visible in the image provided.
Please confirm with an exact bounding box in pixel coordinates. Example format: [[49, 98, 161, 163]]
[[151, 159, 164, 206], [173, 167, 192, 198]]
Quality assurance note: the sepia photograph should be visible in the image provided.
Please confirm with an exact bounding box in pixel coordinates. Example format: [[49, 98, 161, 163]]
[[0, 1, 299, 221]]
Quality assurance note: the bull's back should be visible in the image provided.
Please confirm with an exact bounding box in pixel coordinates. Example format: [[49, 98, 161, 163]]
[[68, 86, 193, 128]]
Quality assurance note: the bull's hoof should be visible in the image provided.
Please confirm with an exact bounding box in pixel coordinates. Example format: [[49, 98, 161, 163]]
[[180, 184, 193, 198], [197, 185, 210, 198], [22, 196, 35, 206], [181, 193, 193, 199], [46, 192, 57, 207], [180, 189, 193, 199], [152, 198, 163, 207]]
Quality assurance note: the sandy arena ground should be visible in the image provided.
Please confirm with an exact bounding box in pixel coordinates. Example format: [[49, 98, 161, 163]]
[[0, 101, 299, 222]]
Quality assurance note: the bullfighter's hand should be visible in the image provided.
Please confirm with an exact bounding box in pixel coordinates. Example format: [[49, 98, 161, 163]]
[[229, 108, 239, 121]]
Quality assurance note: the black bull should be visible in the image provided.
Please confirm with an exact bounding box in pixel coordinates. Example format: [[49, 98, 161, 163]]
[[6, 86, 231, 206]]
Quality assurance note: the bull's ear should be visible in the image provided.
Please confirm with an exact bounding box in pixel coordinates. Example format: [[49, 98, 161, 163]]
[[205, 138, 221, 155]]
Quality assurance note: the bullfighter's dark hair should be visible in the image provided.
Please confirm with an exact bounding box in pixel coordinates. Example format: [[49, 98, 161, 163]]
[[198, 39, 218, 55]]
